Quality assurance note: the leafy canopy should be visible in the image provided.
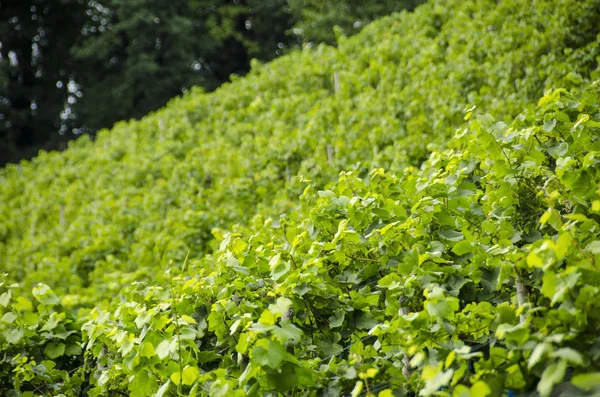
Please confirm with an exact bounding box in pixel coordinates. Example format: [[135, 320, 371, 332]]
[[1, 0, 600, 395]]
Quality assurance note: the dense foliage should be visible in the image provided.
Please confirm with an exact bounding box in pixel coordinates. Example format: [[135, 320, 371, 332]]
[[0, 0, 417, 166], [1, 0, 600, 395]]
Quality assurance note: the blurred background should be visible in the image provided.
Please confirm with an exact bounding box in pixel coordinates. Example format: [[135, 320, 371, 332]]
[[0, 0, 422, 167]]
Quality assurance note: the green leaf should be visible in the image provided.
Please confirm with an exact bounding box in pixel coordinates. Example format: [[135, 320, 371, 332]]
[[32, 283, 60, 306], [170, 371, 181, 385], [470, 381, 491, 397], [0, 291, 11, 307], [135, 311, 153, 329], [210, 380, 231, 397], [328, 310, 345, 328], [44, 342, 66, 359], [421, 367, 454, 396], [119, 333, 135, 355], [551, 271, 580, 305], [586, 241, 600, 254], [258, 309, 276, 325], [181, 365, 199, 386], [538, 360, 566, 397], [155, 380, 171, 397], [227, 255, 250, 275], [353, 311, 378, 330], [40, 312, 65, 331], [268, 297, 292, 317], [21, 310, 38, 326], [269, 253, 282, 270], [527, 251, 544, 268], [426, 298, 459, 320], [1, 312, 17, 324], [271, 321, 303, 342], [271, 261, 290, 281], [540, 209, 563, 231], [156, 340, 171, 360], [541, 272, 557, 300], [5, 327, 24, 344], [188, 383, 199, 397], [180, 315, 196, 324], [295, 365, 316, 387], [179, 327, 197, 341], [572, 373, 600, 391], [140, 341, 155, 358], [14, 296, 33, 311], [528, 343, 550, 369], [550, 348, 584, 366], [236, 332, 250, 354], [543, 119, 556, 132], [65, 343, 82, 356], [250, 339, 286, 369], [130, 370, 152, 397], [439, 229, 464, 242], [554, 233, 572, 260], [453, 385, 471, 397], [452, 241, 472, 255], [266, 363, 298, 392]]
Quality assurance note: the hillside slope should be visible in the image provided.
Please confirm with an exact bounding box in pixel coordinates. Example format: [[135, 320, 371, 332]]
[[1, 0, 599, 302], [1, 0, 600, 395]]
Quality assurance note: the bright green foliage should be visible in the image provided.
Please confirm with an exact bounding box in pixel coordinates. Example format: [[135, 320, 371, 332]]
[[2, 0, 600, 395], [0, 275, 85, 395], [2, 0, 599, 302], [75, 83, 600, 396]]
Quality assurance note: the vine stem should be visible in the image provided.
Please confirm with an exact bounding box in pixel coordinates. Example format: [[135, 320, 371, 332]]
[[171, 279, 183, 395], [515, 276, 527, 324], [172, 251, 190, 395], [485, 129, 512, 165], [346, 254, 379, 263]]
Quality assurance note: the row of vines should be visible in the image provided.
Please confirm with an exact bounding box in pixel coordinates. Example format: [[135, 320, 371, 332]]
[[2, 0, 600, 395]]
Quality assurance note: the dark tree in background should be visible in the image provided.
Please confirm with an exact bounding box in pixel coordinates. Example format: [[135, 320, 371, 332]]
[[69, 0, 295, 134], [0, 0, 423, 167], [0, 0, 87, 165], [287, 0, 424, 44]]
